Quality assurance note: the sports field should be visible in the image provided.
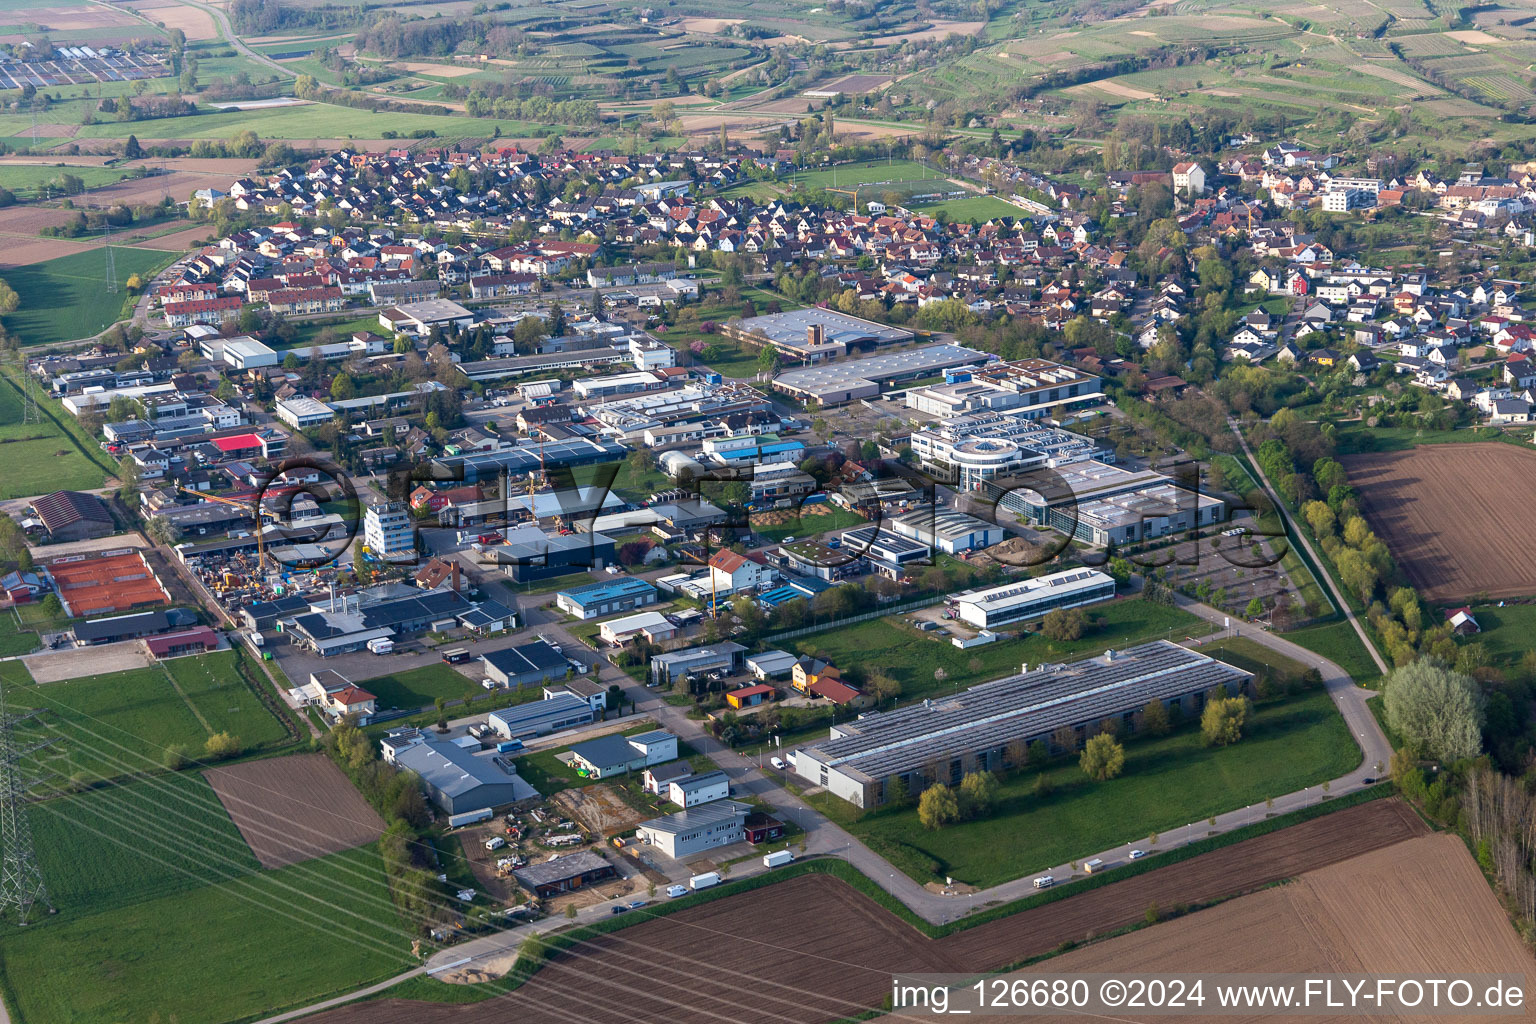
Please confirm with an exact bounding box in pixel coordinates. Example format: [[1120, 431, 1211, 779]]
[[3, 245, 176, 346], [3, 650, 290, 784]]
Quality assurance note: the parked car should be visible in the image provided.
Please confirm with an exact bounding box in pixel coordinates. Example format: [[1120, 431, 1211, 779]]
[[666, 884, 688, 898], [628, 900, 648, 909]]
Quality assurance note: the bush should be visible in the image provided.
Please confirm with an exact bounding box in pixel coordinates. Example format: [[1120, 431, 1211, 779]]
[[204, 731, 242, 760]]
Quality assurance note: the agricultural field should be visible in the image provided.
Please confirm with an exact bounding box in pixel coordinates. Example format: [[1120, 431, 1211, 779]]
[[788, 598, 1213, 705], [305, 800, 1426, 1024], [0, 162, 137, 198], [1340, 443, 1536, 602], [990, 832, 1533, 1018], [832, 687, 1357, 887], [204, 753, 387, 869], [2, 245, 176, 346], [0, 367, 110, 497], [0, 838, 409, 1024]]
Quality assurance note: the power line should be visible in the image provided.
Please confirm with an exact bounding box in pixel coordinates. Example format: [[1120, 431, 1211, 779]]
[[103, 220, 118, 295], [0, 673, 55, 923]]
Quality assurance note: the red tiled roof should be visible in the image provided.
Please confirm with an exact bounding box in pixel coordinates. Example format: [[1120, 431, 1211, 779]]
[[212, 433, 263, 452]]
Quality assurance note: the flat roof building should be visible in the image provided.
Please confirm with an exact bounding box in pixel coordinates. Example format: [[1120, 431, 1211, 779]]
[[985, 460, 1225, 547], [795, 641, 1251, 808], [222, 336, 279, 370], [952, 568, 1116, 630], [275, 396, 334, 429], [771, 344, 991, 406], [648, 641, 748, 687], [513, 850, 618, 898], [724, 309, 912, 364], [554, 577, 658, 620], [887, 507, 1006, 554], [635, 799, 750, 859]]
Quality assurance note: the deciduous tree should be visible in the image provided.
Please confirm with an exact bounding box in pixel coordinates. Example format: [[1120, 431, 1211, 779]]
[[1080, 733, 1125, 781]]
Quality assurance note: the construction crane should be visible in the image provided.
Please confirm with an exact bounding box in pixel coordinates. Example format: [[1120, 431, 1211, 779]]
[[178, 486, 280, 573], [826, 187, 861, 214]]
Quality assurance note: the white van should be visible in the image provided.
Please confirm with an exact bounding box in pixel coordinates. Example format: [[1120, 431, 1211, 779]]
[[769, 756, 786, 771], [1032, 875, 1054, 889]]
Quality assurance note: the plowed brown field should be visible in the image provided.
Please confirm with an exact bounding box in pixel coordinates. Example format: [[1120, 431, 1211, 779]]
[[204, 753, 386, 869], [1341, 443, 1536, 601], [880, 832, 1535, 1023], [302, 800, 1425, 1024]]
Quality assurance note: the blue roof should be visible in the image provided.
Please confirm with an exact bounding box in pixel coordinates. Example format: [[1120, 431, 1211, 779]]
[[556, 577, 657, 606]]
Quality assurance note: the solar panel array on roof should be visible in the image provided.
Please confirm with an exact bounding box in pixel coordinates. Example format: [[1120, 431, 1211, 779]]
[[801, 641, 1249, 785]]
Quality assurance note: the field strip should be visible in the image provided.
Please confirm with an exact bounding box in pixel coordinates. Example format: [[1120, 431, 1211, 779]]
[[161, 663, 214, 734]]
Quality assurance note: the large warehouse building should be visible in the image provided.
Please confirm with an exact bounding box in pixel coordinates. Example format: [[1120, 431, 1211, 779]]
[[793, 641, 1251, 808], [723, 308, 912, 363], [770, 344, 991, 407], [985, 460, 1226, 547], [952, 568, 1116, 629]]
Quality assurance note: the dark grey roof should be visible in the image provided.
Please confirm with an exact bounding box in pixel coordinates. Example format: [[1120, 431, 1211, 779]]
[[513, 850, 613, 888], [802, 641, 1250, 784], [74, 607, 197, 641], [483, 639, 566, 678], [569, 733, 639, 770]]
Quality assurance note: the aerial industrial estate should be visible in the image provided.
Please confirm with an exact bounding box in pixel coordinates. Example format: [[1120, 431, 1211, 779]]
[[0, 0, 1534, 1019]]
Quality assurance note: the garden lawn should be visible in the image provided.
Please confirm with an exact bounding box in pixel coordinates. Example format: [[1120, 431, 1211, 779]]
[[0, 610, 37, 656], [357, 662, 481, 711], [1465, 603, 1536, 674], [841, 689, 1358, 887], [753, 506, 866, 544], [789, 598, 1212, 704], [1285, 618, 1380, 686], [161, 649, 291, 747], [4, 246, 176, 346], [0, 844, 410, 1024]]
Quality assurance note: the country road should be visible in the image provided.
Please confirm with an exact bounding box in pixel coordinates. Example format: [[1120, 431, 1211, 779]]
[[1226, 415, 1389, 677]]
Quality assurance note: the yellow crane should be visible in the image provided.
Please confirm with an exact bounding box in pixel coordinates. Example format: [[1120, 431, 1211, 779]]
[[179, 486, 280, 573]]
